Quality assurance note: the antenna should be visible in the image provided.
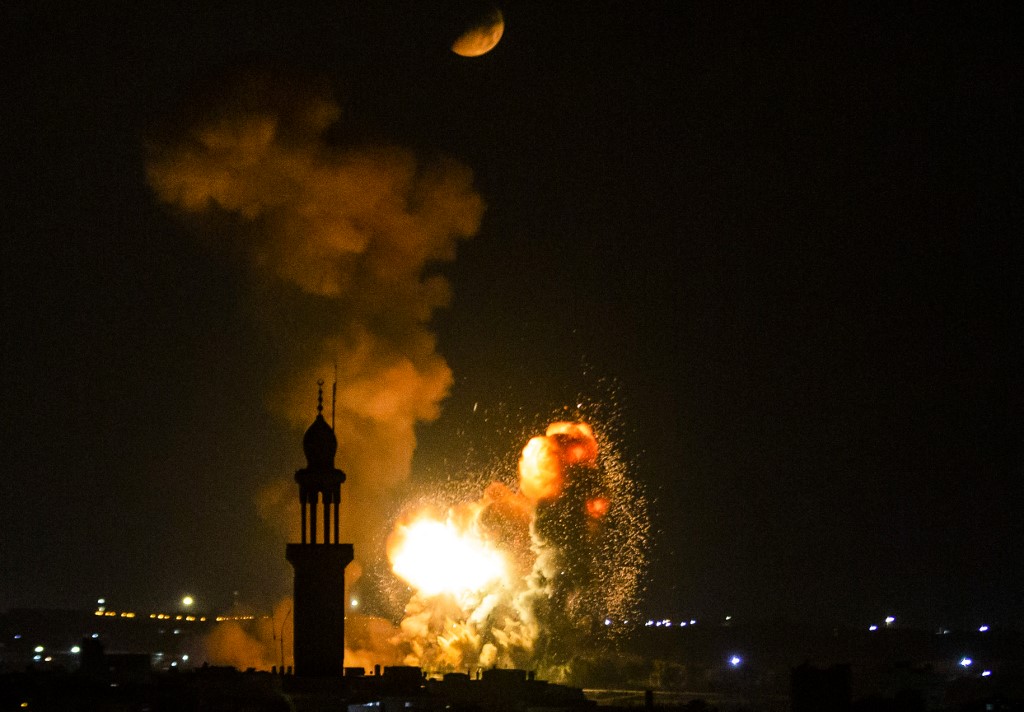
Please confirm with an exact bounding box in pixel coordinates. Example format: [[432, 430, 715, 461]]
[[332, 362, 337, 431]]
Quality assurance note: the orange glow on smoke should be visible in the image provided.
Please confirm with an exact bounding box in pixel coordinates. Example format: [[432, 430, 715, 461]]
[[545, 422, 598, 466], [518, 436, 564, 500], [586, 496, 610, 519], [518, 421, 598, 501]]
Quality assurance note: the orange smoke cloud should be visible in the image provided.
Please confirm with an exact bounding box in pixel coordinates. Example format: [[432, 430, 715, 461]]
[[346, 615, 405, 671], [202, 598, 294, 671], [145, 71, 485, 561], [202, 595, 407, 673]]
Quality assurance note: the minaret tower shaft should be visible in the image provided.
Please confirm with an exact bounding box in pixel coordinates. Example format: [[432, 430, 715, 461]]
[[285, 382, 353, 677]]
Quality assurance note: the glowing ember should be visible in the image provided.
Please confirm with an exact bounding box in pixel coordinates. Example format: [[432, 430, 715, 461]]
[[389, 513, 508, 597], [585, 496, 610, 519]]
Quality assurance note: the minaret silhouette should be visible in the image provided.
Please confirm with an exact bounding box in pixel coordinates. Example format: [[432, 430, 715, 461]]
[[286, 382, 353, 677]]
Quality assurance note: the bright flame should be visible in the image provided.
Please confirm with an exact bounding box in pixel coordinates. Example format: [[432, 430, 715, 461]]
[[518, 421, 599, 501], [389, 510, 508, 597], [519, 436, 563, 500], [546, 421, 598, 465], [375, 419, 649, 677]]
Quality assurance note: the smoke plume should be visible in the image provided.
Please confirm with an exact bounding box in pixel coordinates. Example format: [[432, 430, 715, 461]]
[[146, 72, 484, 553]]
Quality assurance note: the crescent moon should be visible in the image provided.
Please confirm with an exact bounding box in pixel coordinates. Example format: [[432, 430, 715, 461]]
[[451, 8, 504, 57]]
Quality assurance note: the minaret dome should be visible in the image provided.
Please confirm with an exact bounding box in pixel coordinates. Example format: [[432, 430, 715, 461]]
[[302, 382, 337, 470]]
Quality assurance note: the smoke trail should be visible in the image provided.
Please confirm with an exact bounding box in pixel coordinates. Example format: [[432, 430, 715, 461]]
[[146, 72, 484, 552]]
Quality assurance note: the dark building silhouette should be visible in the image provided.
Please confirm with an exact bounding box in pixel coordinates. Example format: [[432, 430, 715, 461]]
[[791, 662, 851, 712], [285, 384, 353, 677]]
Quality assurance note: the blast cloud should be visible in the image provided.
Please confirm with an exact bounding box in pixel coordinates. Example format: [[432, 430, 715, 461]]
[[146, 73, 485, 552]]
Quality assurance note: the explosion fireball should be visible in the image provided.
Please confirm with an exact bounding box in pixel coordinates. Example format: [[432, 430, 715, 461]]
[[389, 513, 509, 598], [151, 73, 647, 680], [379, 419, 649, 678]]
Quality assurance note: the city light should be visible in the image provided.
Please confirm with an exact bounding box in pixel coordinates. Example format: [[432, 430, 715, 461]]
[[604, 618, 612, 626], [181, 595, 194, 607], [960, 657, 973, 668], [71, 646, 81, 654], [885, 616, 896, 625], [729, 655, 742, 667], [34, 646, 44, 653], [979, 625, 989, 632], [869, 625, 878, 631], [982, 670, 992, 677], [351, 598, 359, 608]]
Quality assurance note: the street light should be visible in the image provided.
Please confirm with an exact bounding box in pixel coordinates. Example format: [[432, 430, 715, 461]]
[[181, 595, 194, 607]]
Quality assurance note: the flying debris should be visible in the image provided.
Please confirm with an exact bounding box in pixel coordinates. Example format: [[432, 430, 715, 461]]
[[381, 420, 648, 676]]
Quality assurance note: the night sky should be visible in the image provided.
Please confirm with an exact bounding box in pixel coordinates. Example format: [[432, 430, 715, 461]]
[[3, 2, 1020, 630]]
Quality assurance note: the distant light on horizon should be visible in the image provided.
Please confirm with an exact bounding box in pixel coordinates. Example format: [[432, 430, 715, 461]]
[[885, 616, 896, 625], [982, 670, 992, 677], [869, 625, 878, 631], [960, 657, 973, 668], [34, 646, 44, 653], [729, 655, 742, 667], [181, 595, 194, 607], [979, 625, 989, 632], [71, 645, 81, 654]]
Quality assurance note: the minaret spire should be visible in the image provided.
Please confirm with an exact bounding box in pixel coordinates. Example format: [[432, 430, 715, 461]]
[[286, 383, 353, 677]]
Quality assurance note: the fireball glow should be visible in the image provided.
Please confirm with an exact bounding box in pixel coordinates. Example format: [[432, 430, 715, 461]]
[[389, 516, 508, 597], [377, 418, 649, 677]]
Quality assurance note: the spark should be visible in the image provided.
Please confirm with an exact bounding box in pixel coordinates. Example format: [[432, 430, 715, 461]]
[[381, 413, 649, 677]]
